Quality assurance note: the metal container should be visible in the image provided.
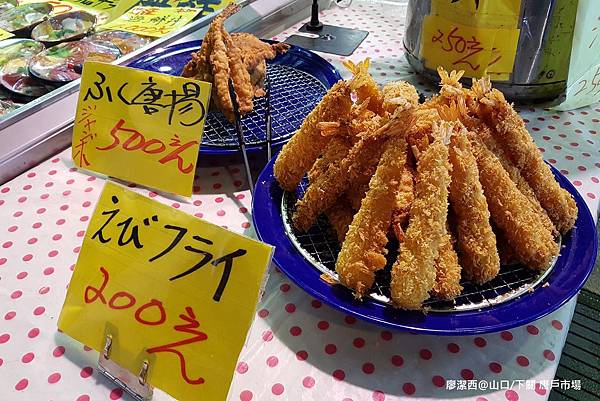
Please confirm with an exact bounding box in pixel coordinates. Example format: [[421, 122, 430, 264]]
[[404, 0, 579, 102]]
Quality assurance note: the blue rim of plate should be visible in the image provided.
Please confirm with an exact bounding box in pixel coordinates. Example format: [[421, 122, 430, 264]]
[[252, 157, 598, 335], [126, 40, 342, 155]]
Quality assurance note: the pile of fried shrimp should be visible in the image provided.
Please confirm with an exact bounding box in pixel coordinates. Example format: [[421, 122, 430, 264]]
[[273, 59, 578, 310]]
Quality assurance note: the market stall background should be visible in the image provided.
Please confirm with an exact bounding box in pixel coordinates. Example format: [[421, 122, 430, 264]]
[[0, 1, 599, 401]]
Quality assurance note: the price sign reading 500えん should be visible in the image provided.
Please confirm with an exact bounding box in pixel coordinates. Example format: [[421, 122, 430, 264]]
[[72, 62, 211, 196]]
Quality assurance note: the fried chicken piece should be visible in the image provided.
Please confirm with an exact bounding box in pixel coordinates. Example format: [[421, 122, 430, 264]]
[[336, 135, 409, 297], [231, 32, 290, 97], [472, 78, 577, 234], [274, 81, 352, 191], [432, 232, 463, 300], [181, 4, 289, 121], [325, 199, 354, 243], [448, 129, 500, 284], [205, 6, 237, 121], [469, 133, 559, 269], [222, 28, 254, 115], [390, 123, 452, 310]]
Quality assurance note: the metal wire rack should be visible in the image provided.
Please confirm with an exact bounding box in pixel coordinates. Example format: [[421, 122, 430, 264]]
[[202, 64, 327, 148], [282, 178, 559, 313]]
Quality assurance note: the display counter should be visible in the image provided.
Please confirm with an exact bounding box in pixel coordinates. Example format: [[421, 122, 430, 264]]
[[0, 1, 598, 401]]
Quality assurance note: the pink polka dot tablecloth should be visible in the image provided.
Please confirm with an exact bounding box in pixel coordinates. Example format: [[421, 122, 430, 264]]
[[1, 2, 599, 401]]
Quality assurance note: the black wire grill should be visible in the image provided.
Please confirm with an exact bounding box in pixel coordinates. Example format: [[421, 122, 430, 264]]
[[282, 178, 559, 312], [202, 64, 327, 148]]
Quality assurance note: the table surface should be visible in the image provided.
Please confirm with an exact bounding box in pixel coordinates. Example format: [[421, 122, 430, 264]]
[[1, 2, 599, 401]]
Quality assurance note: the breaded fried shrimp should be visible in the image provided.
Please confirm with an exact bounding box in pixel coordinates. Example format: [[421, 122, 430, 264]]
[[391, 166, 414, 242], [469, 135, 559, 269], [274, 81, 352, 191], [448, 130, 499, 284], [473, 80, 577, 234], [432, 232, 463, 300], [476, 122, 557, 236], [336, 135, 409, 297], [390, 124, 452, 309], [326, 199, 355, 243], [307, 137, 352, 183]]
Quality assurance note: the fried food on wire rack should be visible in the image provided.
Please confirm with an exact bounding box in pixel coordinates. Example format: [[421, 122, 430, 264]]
[[471, 77, 578, 234], [469, 134, 559, 269], [181, 4, 289, 121], [231, 33, 290, 97], [274, 81, 352, 192], [272, 61, 576, 309], [432, 231, 463, 300], [390, 123, 452, 310], [335, 112, 414, 297], [447, 128, 500, 284]]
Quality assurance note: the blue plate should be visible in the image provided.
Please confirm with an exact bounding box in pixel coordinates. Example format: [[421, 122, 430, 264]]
[[252, 158, 598, 335], [127, 40, 342, 155]]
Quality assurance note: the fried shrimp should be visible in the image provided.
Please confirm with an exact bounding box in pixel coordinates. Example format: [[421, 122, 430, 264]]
[[307, 136, 352, 183], [336, 135, 409, 297], [272, 61, 578, 308], [346, 178, 369, 211], [382, 80, 420, 114], [476, 122, 557, 236], [448, 130, 499, 284], [344, 58, 384, 114], [391, 165, 414, 242], [469, 134, 559, 269], [326, 198, 355, 243], [293, 114, 400, 232], [390, 123, 452, 310], [472, 79, 577, 234], [432, 232, 463, 300], [274, 81, 352, 191]]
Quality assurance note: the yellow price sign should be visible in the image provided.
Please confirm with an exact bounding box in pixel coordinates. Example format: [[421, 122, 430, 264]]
[[19, 0, 138, 24], [421, 14, 520, 78], [62, 0, 139, 23], [431, 0, 522, 29], [101, 5, 199, 37], [58, 181, 273, 401], [0, 28, 13, 41], [72, 62, 211, 197], [137, 0, 235, 16]]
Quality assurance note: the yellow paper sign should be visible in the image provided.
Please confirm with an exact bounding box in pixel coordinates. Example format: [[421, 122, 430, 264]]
[[62, 0, 139, 23], [19, 0, 138, 24], [0, 28, 13, 41], [58, 181, 273, 401], [101, 5, 199, 37], [431, 0, 522, 29], [72, 61, 211, 196], [421, 14, 520, 78], [137, 0, 234, 17]]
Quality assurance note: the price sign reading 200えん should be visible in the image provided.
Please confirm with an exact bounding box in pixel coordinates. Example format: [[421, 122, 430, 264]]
[[58, 182, 274, 401]]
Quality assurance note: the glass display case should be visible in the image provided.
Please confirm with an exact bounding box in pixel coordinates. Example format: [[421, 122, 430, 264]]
[[0, 0, 316, 183]]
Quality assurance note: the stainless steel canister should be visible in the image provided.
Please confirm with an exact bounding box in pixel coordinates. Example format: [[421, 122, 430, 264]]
[[404, 0, 579, 102]]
